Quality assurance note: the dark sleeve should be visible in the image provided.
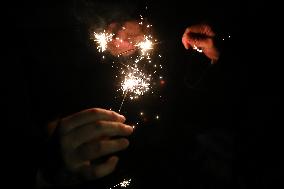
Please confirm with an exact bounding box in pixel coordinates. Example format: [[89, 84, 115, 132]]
[[191, 130, 236, 188]]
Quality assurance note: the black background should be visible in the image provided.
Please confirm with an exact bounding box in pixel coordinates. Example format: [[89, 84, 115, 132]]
[[3, 1, 281, 189]]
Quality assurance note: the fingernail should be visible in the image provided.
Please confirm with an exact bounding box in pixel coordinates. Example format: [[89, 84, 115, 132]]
[[125, 125, 134, 132], [120, 115, 126, 121]]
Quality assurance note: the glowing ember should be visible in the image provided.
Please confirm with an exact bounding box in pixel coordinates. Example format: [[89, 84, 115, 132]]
[[193, 45, 203, 53]]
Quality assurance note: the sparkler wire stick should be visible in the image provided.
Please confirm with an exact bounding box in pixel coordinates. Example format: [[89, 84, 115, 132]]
[[118, 90, 128, 113], [118, 48, 137, 56]]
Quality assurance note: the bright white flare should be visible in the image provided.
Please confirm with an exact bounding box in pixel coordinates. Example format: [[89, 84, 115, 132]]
[[94, 31, 114, 52], [193, 45, 203, 53], [135, 35, 154, 55], [120, 66, 151, 99], [109, 179, 132, 188]]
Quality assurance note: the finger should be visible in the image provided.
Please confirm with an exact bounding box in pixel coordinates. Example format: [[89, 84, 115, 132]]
[[182, 36, 191, 49], [63, 121, 133, 149], [60, 108, 126, 134], [188, 38, 213, 49], [79, 156, 119, 180], [185, 24, 215, 37], [76, 138, 130, 161]]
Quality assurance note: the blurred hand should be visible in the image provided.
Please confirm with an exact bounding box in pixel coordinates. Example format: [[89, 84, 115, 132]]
[[46, 108, 133, 185], [107, 21, 145, 56], [182, 24, 220, 63]]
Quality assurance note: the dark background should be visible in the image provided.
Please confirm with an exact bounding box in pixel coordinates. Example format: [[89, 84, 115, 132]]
[[3, 1, 281, 188]]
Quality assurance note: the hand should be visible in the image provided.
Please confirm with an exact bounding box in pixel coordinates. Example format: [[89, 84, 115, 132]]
[[45, 108, 133, 185], [107, 21, 145, 56], [182, 24, 220, 63]]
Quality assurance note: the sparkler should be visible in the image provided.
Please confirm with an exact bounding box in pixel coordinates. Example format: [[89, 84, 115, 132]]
[[92, 13, 163, 121], [117, 34, 154, 58], [135, 35, 153, 55], [93, 31, 114, 52], [109, 178, 132, 188], [120, 68, 151, 98], [118, 65, 151, 112]]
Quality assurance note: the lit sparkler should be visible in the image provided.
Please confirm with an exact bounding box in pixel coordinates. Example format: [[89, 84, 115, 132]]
[[135, 35, 154, 55], [92, 12, 163, 121], [118, 65, 151, 112], [121, 67, 151, 98], [109, 178, 132, 188], [93, 31, 114, 52], [117, 34, 155, 58]]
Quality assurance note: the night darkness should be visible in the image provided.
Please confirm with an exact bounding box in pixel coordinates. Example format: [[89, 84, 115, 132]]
[[3, 1, 281, 189]]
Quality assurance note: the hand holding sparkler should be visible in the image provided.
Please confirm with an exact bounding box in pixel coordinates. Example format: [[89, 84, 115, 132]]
[[182, 24, 220, 64], [41, 108, 133, 185]]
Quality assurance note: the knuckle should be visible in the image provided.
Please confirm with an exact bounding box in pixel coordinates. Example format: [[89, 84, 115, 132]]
[[119, 138, 129, 148], [90, 108, 100, 114], [114, 122, 122, 129], [94, 120, 104, 129], [110, 111, 117, 119], [112, 123, 122, 133]]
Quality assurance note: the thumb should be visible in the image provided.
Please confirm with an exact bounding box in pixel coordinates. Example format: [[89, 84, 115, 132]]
[[189, 38, 213, 49], [182, 37, 190, 49]]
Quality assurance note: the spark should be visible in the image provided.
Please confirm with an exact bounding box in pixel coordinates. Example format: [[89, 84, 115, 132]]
[[93, 31, 114, 52], [120, 180, 131, 187], [92, 14, 164, 115], [109, 179, 132, 188], [193, 45, 203, 53]]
